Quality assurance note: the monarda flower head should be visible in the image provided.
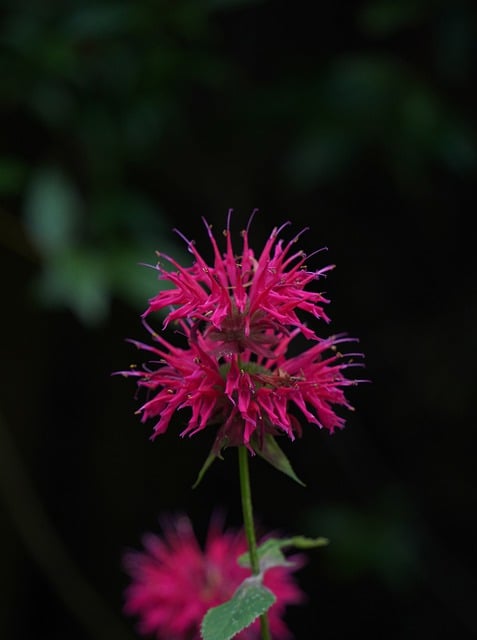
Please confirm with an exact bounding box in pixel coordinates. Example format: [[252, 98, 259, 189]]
[[117, 210, 365, 483], [144, 209, 333, 355], [122, 513, 306, 640]]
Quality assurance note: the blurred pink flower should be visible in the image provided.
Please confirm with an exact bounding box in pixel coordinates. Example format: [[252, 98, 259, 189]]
[[118, 212, 365, 453], [122, 514, 305, 640]]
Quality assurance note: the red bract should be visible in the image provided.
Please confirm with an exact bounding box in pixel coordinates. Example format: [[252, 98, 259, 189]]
[[123, 514, 306, 640]]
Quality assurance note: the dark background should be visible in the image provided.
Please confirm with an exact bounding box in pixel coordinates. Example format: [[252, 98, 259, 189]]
[[1, 1, 476, 638]]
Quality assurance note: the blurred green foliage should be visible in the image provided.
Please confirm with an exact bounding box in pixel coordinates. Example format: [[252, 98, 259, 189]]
[[1, 0, 476, 324]]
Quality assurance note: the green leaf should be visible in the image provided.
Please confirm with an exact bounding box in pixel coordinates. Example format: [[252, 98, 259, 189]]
[[34, 249, 110, 326], [238, 538, 289, 571], [23, 166, 81, 255], [238, 536, 329, 571], [252, 434, 306, 486], [201, 578, 276, 640], [192, 449, 218, 489], [287, 535, 330, 549]]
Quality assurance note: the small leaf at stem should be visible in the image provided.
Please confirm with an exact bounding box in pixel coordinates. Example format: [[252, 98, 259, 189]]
[[252, 434, 306, 486], [238, 536, 329, 571], [192, 450, 217, 489], [288, 535, 330, 549]]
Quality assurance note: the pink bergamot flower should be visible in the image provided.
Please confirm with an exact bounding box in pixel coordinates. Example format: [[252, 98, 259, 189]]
[[122, 513, 306, 640], [116, 211, 366, 478]]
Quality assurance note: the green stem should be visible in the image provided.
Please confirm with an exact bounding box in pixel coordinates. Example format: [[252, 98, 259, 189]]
[[238, 446, 271, 640]]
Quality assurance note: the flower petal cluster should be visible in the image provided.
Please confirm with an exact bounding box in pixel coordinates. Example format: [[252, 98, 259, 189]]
[[145, 216, 333, 345], [118, 211, 364, 455], [123, 514, 305, 640]]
